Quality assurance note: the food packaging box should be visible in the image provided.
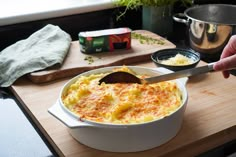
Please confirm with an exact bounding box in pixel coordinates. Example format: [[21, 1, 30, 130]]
[[78, 28, 131, 54]]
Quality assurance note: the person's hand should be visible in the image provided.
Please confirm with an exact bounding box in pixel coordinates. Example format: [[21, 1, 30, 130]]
[[213, 35, 236, 78]]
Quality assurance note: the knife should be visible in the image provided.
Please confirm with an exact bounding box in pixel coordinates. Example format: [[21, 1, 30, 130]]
[[145, 63, 215, 84]]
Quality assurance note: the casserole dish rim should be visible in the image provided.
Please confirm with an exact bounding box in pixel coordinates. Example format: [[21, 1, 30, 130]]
[[58, 66, 188, 127]]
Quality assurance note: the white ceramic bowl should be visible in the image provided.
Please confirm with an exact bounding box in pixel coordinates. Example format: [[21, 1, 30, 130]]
[[48, 66, 188, 152]]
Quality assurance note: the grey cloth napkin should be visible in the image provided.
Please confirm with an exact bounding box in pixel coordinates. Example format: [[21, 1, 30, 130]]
[[0, 24, 72, 87]]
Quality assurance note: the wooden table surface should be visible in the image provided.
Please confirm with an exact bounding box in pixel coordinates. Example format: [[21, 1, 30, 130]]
[[10, 61, 236, 157]]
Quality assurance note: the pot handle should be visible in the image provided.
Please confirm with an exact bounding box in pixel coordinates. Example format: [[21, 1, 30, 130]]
[[173, 13, 189, 25], [48, 100, 94, 128]]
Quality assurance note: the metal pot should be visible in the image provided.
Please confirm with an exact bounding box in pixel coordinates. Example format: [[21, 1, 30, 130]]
[[48, 66, 188, 152], [173, 4, 236, 62]]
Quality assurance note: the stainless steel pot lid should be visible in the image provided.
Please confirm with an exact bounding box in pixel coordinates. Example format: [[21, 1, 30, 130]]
[[184, 4, 236, 25]]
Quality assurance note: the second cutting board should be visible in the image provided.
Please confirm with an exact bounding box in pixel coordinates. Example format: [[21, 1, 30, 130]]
[[27, 30, 176, 83]]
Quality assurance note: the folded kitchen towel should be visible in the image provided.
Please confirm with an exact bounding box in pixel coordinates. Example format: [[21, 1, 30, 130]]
[[0, 24, 72, 87]]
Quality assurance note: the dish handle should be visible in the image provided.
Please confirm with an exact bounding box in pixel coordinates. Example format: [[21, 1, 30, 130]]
[[48, 100, 128, 129], [48, 100, 94, 128]]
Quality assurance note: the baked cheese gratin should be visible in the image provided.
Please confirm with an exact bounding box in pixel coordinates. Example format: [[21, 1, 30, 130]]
[[62, 67, 183, 124]]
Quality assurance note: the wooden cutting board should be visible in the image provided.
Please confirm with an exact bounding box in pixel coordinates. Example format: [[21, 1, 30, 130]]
[[27, 30, 176, 83], [11, 61, 236, 157]]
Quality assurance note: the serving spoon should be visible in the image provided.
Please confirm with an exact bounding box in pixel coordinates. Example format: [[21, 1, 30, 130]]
[[98, 63, 215, 85]]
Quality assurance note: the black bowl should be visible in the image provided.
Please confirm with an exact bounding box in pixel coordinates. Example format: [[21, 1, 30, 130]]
[[151, 48, 200, 71]]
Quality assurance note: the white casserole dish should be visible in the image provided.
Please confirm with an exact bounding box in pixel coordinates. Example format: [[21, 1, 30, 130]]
[[48, 66, 188, 152]]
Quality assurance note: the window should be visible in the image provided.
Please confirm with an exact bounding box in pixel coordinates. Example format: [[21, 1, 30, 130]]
[[0, 0, 114, 26]]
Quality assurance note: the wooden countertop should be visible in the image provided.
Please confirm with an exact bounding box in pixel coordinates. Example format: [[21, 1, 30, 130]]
[[10, 61, 236, 157]]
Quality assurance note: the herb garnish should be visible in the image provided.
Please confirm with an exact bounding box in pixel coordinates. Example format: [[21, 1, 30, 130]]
[[131, 32, 165, 45], [84, 56, 94, 64], [84, 56, 102, 64]]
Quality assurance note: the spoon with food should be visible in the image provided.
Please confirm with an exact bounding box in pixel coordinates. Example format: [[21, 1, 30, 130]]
[[99, 63, 215, 85]]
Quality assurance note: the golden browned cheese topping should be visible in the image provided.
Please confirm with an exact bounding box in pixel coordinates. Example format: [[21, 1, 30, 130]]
[[62, 67, 182, 124]]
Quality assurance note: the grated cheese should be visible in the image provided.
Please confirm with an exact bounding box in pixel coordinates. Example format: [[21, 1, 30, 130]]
[[160, 54, 194, 66]]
